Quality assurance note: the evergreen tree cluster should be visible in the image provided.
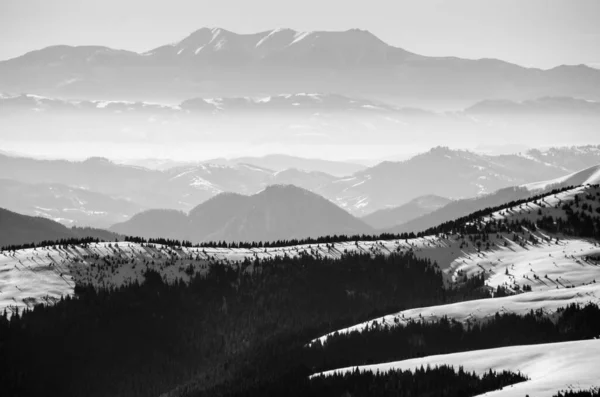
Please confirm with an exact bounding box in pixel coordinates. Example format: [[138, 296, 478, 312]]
[[1, 248, 597, 397], [208, 365, 526, 397], [554, 390, 600, 397], [1, 236, 101, 251], [306, 303, 600, 373]]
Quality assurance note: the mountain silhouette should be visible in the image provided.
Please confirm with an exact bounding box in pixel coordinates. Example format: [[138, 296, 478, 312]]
[[319, 146, 571, 215], [362, 195, 451, 229], [0, 207, 119, 247], [1, 28, 599, 104], [110, 185, 372, 242], [0, 178, 144, 228]]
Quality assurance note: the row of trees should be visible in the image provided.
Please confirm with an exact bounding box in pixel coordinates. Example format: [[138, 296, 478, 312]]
[[306, 303, 600, 373], [209, 365, 526, 397]]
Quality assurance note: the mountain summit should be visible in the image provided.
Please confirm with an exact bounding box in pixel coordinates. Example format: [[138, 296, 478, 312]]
[[1, 28, 598, 104], [110, 184, 372, 242]]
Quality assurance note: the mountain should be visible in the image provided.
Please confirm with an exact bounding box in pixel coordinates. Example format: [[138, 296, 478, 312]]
[[0, 178, 144, 228], [204, 154, 365, 176], [361, 195, 451, 229], [466, 96, 600, 116], [118, 155, 365, 176], [383, 186, 534, 234], [381, 164, 600, 234], [525, 145, 600, 173], [1, 28, 599, 105], [109, 209, 188, 240], [0, 207, 119, 247], [320, 146, 572, 215], [523, 164, 600, 191], [270, 168, 336, 191], [3, 181, 600, 397], [3, 147, 599, 225], [0, 207, 75, 247], [111, 185, 373, 242], [0, 153, 337, 214]]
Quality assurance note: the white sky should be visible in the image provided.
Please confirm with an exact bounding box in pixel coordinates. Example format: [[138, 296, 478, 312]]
[[1, 0, 600, 68]]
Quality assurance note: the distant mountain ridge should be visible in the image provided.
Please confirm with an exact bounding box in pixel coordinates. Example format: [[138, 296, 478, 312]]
[[2, 146, 600, 228], [110, 185, 373, 242], [0, 207, 119, 247], [0, 153, 337, 218], [1, 28, 599, 104], [382, 163, 600, 234], [0, 178, 144, 228], [362, 195, 451, 229], [522, 164, 600, 191], [319, 146, 577, 215]]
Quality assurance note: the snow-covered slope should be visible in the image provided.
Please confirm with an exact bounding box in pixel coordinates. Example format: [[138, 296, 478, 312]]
[[313, 184, 600, 344], [3, 184, 599, 317], [523, 164, 600, 191], [0, 236, 438, 315], [312, 281, 600, 346], [314, 340, 600, 397]]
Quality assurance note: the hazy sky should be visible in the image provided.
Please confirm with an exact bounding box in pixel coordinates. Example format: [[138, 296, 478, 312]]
[[1, 0, 599, 69]]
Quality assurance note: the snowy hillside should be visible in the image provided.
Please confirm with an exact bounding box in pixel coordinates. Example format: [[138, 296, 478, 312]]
[[3, 184, 599, 318], [310, 184, 600, 395], [314, 340, 600, 397], [315, 184, 600, 339], [523, 164, 600, 191], [3, 183, 600, 396]]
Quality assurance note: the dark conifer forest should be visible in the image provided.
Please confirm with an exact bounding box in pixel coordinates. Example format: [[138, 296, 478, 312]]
[[1, 249, 599, 397]]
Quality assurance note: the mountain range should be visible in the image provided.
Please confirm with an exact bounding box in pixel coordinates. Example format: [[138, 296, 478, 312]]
[[110, 185, 372, 242], [120, 154, 365, 177], [383, 164, 600, 234], [318, 146, 590, 214], [1, 28, 599, 106], [2, 145, 600, 229], [0, 178, 143, 228], [361, 195, 451, 229]]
